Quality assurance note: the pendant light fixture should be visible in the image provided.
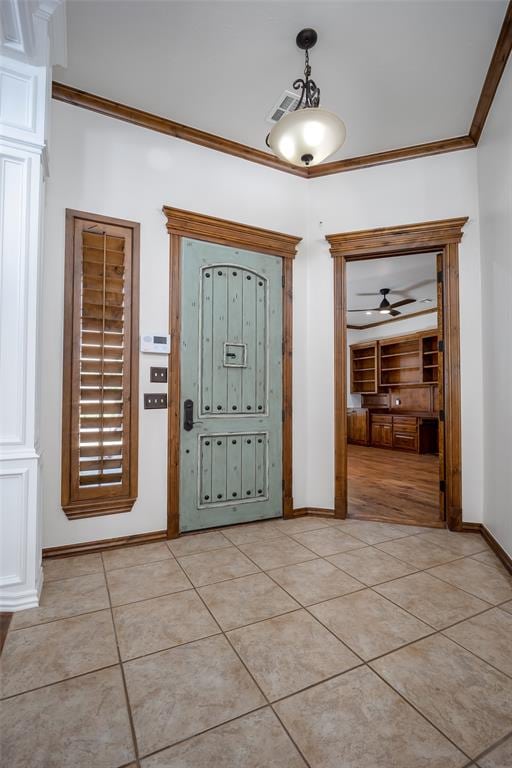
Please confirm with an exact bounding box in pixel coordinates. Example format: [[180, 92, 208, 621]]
[[267, 28, 346, 167]]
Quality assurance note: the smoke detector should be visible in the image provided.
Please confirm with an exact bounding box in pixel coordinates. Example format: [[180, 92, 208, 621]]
[[266, 90, 300, 124]]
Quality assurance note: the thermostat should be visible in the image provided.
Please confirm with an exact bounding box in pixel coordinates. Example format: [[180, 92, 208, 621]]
[[140, 333, 170, 354]]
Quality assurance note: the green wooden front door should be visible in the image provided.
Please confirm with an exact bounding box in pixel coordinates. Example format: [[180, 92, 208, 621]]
[[179, 238, 283, 532]]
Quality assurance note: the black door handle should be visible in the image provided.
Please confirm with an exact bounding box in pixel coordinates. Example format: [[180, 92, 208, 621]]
[[184, 399, 194, 431]]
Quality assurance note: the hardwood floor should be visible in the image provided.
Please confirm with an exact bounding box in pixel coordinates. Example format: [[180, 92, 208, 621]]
[[348, 444, 441, 526]]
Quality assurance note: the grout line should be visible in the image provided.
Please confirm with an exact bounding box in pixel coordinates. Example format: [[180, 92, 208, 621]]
[[0, 661, 120, 702], [7, 524, 511, 765], [166, 552, 315, 768], [101, 554, 142, 768]]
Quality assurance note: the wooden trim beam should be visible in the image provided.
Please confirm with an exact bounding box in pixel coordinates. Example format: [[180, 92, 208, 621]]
[[470, 1, 512, 144], [307, 136, 475, 178], [347, 307, 437, 332], [52, 82, 307, 178], [162, 207, 301, 259]]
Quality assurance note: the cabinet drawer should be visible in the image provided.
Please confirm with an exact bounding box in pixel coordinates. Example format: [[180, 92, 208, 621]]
[[372, 414, 392, 425], [393, 416, 417, 432], [393, 432, 418, 451]]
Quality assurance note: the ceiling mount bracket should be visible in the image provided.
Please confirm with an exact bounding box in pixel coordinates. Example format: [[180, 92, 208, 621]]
[[296, 28, 318, 51]]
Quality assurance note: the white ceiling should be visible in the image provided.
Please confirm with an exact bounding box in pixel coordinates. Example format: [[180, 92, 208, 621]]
[[346, 252, 437, 326], [54, 1, 507, 161]]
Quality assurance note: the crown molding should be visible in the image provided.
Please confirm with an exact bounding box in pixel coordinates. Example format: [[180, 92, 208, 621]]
[[307, 136, 475, 177], [470, 0, 512, 144], [51, 3, 512, 180], [326, 217, 468, 259], [162, 206, 301, 259], [347, 307, 437, 331], [51, 82, 308, 178]]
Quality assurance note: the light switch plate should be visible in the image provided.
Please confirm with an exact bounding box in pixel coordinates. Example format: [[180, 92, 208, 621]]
[[150, 366, 168, 383], [144, 393, 168, 409]]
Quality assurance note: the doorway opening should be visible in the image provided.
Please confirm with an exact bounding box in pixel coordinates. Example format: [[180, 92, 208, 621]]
[[327, 218, 467, 531]]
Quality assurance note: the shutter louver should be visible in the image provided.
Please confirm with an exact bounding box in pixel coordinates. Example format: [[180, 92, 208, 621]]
[[62, 211, 139, 519]]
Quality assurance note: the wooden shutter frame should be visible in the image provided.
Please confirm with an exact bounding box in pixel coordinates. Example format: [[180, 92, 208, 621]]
[[61, 209, 140, 519]]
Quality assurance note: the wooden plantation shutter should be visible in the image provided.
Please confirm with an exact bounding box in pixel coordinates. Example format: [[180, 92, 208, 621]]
[[62, 210, 140, 519]]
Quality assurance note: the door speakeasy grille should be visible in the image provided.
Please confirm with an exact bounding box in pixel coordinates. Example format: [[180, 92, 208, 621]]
[[61, 211, 140, 519]]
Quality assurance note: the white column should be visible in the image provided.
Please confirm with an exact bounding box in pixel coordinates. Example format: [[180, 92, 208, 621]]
[[0, 0, 66, 610]]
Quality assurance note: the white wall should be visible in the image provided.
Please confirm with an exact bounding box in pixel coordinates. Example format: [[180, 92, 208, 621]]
[[477, 60, 512, 557], [347, 312, 438, 407], [42, 103, 486, 548], [42, 101, 308, 546], [306, 150, 483, 521]]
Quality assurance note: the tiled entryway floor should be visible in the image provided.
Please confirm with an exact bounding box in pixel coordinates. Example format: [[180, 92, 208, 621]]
[[2, 518, 512, 767]]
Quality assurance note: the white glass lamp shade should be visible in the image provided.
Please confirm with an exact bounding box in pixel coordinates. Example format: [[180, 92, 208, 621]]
[[268, 107, 346, 167]]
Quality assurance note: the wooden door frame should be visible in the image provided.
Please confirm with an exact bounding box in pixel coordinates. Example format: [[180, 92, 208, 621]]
[[326, 217, 467, 531], [163, 207, 301, 538]]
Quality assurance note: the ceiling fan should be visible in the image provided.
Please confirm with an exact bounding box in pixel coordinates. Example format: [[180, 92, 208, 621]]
[[347, 288, 416, 317]]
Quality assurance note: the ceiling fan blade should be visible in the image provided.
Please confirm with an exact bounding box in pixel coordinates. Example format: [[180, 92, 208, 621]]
[[390, 298, 416, 309], [396, 279, 436, 293], [389, 309, 401, 317], [347, 308, 378, 312], [355, 291, 382, 297]]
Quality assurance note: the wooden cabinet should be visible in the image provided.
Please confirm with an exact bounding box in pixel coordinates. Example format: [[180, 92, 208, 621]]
[[369, 413, 438, 454], [350, 342, 378, 394], [350, 331, 439, 392], [371, 414, 393, 448], [347, 409, 369, 445]]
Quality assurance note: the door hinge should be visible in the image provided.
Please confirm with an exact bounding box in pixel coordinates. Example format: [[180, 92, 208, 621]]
[[282, 408, 285, 422], [440, 480, 446, 493], [282, 340, 285, 356], [439, 409, 445, 422], [282, 274, 285, 288], [438, 340, 444, 353], [437, 270, 443, 283]]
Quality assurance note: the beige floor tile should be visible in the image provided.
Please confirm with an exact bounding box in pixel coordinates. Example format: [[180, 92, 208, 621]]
[[274, 665, 466, 768], [471, 550, 511, 576], [102, 542, 173, 571], [177, 546, 259, 587], [291, 528, 366, 557], [0, 667, 134, 768], [227, 609, 360, 700], [374, 571, 490, 629], [418, 530, 488, 556], [221, 520, 284, 545], [141, 708, 307, 767], [268, 558, 363, 606], [428, 558, 512, 604], [477, 735, 512, 768], [376, 535, 463, 568], [500, 600, 512, 614], [1, 610, 118, 698], [237, 538, 317, 570], [310, 589, 432, 660], [371, 634, 512, 758], [334, 519, 412, 545], [10, 572, 109, 629], [43, 553, 103, 582], [198, 572, 299, 630], [167, 530, 232, 557], [444, 608, 512, 676], [124, 634, 265, 756], [107, 559, 192, 606], [388, 524, 436, 535], [272, 517, 331, 534], [113, 591, 220, 660], [327, 545, 417, 586]]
